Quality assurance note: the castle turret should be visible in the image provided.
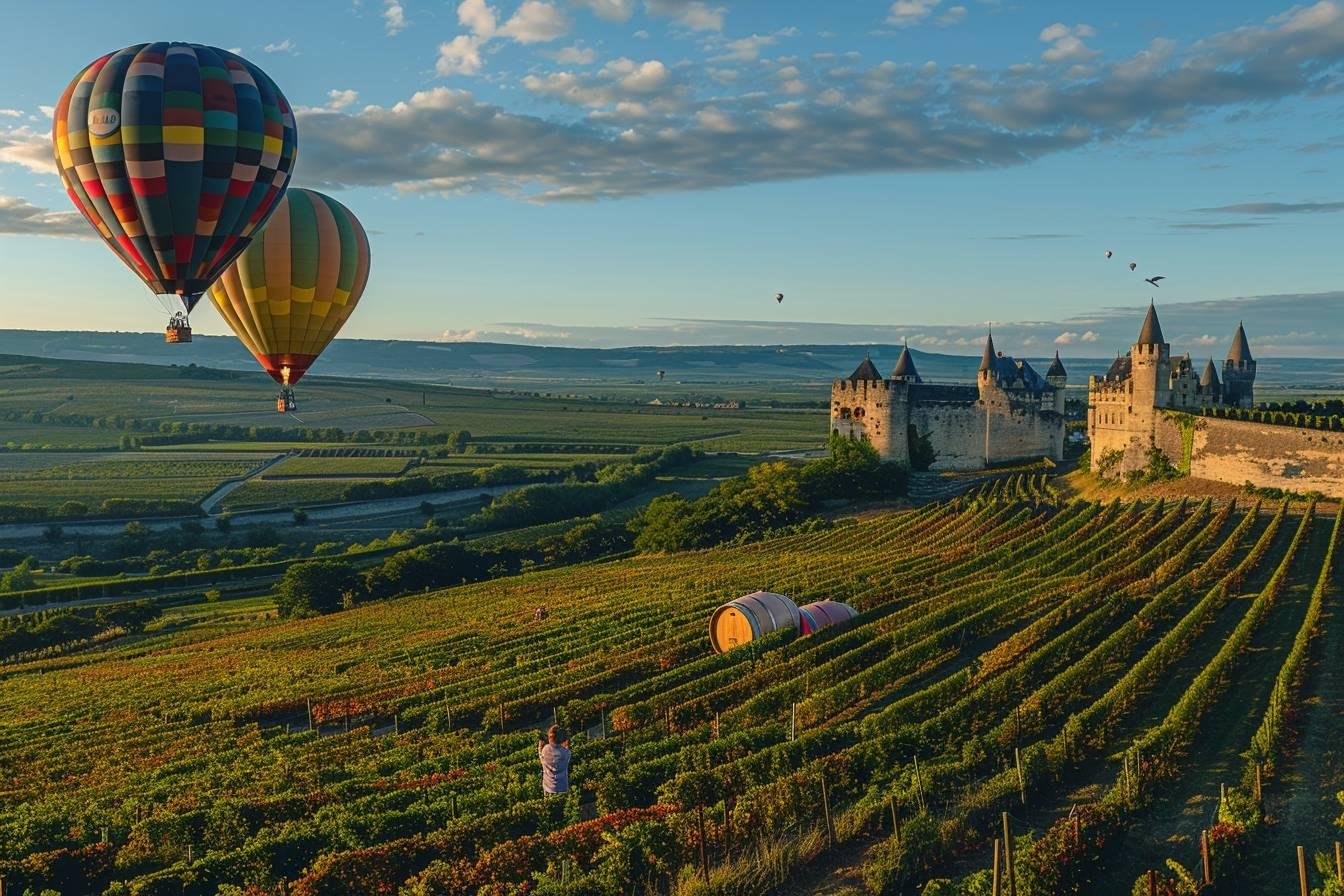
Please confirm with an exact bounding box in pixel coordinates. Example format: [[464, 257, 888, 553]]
[[1222, 321, 1256, 408], [1045, 350, 1067, 412], [977, 331, 998, 393], [848, 355, 882, 383], [891, 343, 920, 383], [1131, 301, 1171, 411], [1200, 357, 1221, 402]]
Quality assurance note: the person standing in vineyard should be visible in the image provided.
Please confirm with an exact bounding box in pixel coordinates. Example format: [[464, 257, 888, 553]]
[[539, 725, 571, 795]]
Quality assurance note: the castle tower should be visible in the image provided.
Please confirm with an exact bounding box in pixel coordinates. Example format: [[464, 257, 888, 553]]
[[891, 342, 921, 383], [1131, 301, 1171, 412], [1222, 322, 1256, 408], [977, 331, 998, 397], [1045, 350, 1067, 413], [830, 353, 907, 464], [1200, 357, 1221, 403]]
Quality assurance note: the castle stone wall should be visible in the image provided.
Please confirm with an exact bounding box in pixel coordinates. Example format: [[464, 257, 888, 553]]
[[910, 403, 985, 471], [1188, 417, 1344, 496]]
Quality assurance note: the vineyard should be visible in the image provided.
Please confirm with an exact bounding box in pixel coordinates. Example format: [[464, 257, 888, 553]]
[[0, 489, 1341, 895]]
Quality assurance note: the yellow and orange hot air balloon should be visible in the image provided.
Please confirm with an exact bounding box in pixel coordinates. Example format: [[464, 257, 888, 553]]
[[207, 188, 370, 412]]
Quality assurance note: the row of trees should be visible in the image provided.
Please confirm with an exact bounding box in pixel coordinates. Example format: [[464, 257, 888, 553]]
[[631, 432, 907, 553], [1202, 405, 1344, 431], [0, 601, 161, 661]]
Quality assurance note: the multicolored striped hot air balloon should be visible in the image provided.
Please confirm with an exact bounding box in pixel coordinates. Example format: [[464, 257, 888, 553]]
[[52, 43, 297, 342], [206, 189, 371, 412]]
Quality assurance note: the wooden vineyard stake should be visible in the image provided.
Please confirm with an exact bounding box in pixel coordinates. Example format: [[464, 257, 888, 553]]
[[820, 773, 835, 848], [600, 708, 607, 739], [1256, 762, 1264, 811], [790, 703, 797, 742], [1015, 747, 1026, 806], [1299, 846, 1308, 896], [1220, 782, 1226, 807], [1336, 840, 1342, 883], [553, 706, 559, 728], [1201, 830, 1211, 885], [1148, 869, 1157, 896], [306, 699, 313, 731], [1002, 813, 1016, 896], [499, 704, 505, 734], [394, 714, 399, 736], [697, 805, 709, 882], [888, 795, 899, 842], [991, 838, 1001, 896], [913, 754, 927, 812]]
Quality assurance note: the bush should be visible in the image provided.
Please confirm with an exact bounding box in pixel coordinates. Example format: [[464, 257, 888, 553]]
[[275, 561, 363, 617]]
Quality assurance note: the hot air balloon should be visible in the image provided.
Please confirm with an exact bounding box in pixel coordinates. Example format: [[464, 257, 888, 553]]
[[207, 189, 370, 412], [774, 292, 784, 303], [1104, 250, 1112, 258], [53, 43, 298, 342], [1129, 262, 1137, 271]]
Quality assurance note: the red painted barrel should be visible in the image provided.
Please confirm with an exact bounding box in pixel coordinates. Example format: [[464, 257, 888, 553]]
[[798, 600, 859, 636], [709, 591, 800, 653]]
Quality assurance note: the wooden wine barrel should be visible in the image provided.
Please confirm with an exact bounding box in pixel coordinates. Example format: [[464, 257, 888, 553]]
[[798, 600, 859, 636], [709, 591, 800, 653]]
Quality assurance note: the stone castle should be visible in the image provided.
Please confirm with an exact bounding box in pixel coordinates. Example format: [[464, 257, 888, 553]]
[[830, 336, 1067, 470], [1088, 302, 1257, 475]]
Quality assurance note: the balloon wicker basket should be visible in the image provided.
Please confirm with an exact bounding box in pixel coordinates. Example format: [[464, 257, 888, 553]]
[[164, 326, 192, 344], [276, 390, 297, 414]]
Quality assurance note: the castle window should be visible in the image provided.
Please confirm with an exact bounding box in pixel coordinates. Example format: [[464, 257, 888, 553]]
[[854, 407, 866, 419], [839, 407, 852, 419]]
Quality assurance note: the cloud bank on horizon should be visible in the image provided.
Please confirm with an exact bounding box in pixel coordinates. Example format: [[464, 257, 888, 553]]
[[435, 291, 1344, 358]]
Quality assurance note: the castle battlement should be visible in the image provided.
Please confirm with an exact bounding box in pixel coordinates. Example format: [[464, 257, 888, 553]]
[[1087, 305, 1257, 478], [829, 337, 1065, 471]]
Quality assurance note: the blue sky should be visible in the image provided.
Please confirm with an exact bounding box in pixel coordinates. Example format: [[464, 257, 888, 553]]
[[1, 0, 1342, 355]]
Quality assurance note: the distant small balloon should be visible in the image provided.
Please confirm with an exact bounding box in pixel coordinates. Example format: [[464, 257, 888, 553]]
[[1105, 250, 1113, 258], [774, 292, 784, 303], [1129, 262, 1137, 271]]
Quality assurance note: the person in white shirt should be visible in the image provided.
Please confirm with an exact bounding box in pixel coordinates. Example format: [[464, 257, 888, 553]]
[[538, 725, 571, 794]]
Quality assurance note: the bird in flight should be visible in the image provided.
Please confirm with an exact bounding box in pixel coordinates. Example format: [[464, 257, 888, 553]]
[[1145, 276, 1165, 287]]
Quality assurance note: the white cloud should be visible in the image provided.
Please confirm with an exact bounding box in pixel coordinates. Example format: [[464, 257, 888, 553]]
[[1039, 23, 1100, 63], [1054, 329, 1099, 345], [0, 109, 21, 118], [939, 5, 967, 25], [0, 125, 54, 174], [437, 35, 486, 76], [295, 4, 1344, 202], [886, 0, 941, 28], [500, 1, 571, 42], [571, 0, 634, 21], [552, 44, 596, 64], [383, 0, 408, 35], [263, 39, 297, 54], [713, 33, 775, 61], [38, 105, 54, 119], [327, 89, 360, 110], [645, 0, 723, 31], [0, 195, 89, 238], [458, 0, 498, 35]]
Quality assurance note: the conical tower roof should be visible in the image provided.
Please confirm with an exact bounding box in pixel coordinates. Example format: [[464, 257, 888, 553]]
[[1228, 321, 1253, 363], [1201, 357, 1220, 388], [1136, 301, 1165, 346], [979, 332, 997, 373], [847, 354, 882, 382], [1046, 350, 1067, 379], [891, 343, 919, 380]]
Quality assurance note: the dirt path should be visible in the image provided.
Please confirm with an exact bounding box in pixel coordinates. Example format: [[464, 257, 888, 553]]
[[1246, 535, 1344, 890], [1093, 514, 1329, 888]]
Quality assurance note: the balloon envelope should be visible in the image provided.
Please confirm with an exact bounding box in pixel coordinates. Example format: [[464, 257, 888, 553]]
[[207, 189, 371, 386], [53, 43, 298, 313]]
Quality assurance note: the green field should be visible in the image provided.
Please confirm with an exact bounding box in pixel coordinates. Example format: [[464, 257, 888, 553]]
[[263, 456, 417, 478], [2, 490, 1340, 895], [1, 355, 827, 453], [0, 454, 260, 509]]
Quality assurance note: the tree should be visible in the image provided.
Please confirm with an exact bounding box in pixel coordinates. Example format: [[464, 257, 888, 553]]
[[275, 561, 363, 617], [0, 557, 38, 593]]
